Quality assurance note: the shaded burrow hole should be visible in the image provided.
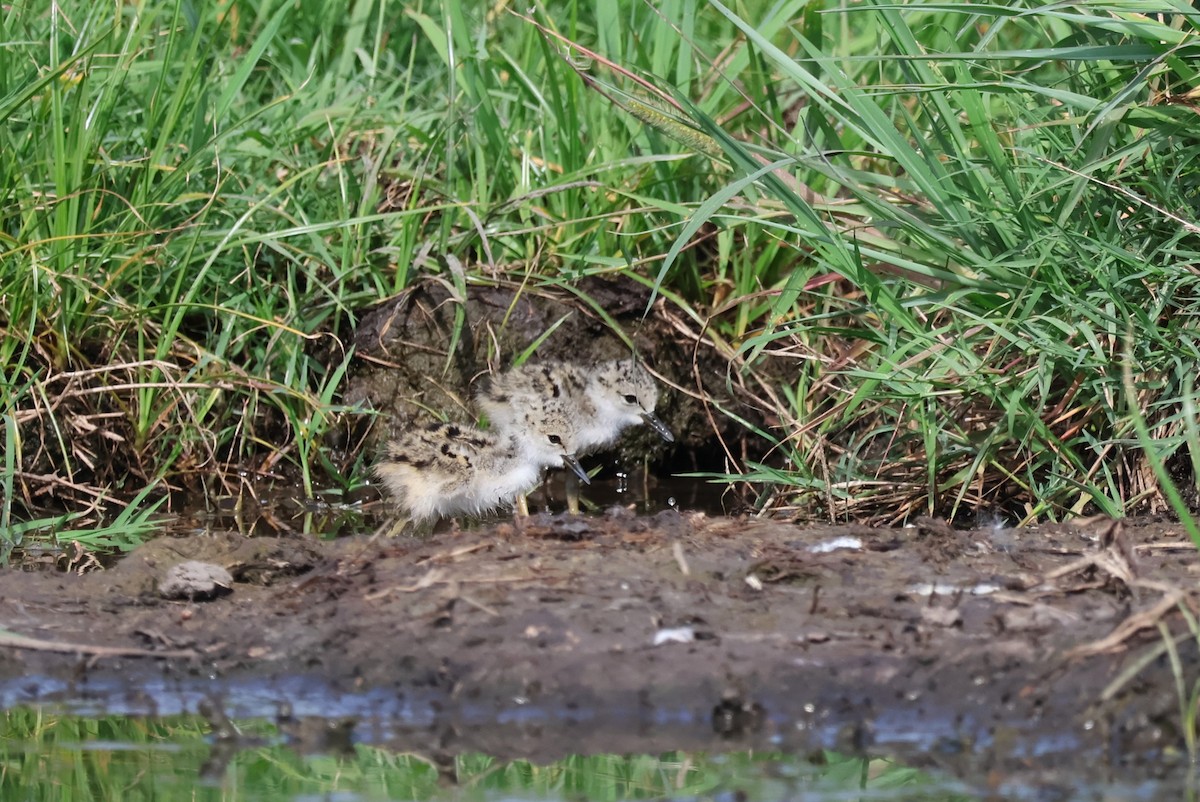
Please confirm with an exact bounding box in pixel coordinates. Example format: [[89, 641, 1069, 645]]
[[337, 275, 775, 502]]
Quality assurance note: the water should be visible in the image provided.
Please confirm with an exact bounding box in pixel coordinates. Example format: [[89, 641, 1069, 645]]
[[5, 707, 1187, 800], [2, 670, 1193, 801], [2, 707, 974, 801]]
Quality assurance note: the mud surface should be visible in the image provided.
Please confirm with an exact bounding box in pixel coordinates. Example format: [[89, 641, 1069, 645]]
[[2, 514, 1199, 790]]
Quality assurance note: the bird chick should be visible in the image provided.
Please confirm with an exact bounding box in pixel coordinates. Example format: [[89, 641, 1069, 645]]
[[478, 358, 674, 454], [374, 412, 588, 527]]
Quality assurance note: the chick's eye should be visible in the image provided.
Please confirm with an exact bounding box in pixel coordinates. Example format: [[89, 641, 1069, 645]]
[[623, 394, 638, 404], [547, 434, 563, 445]]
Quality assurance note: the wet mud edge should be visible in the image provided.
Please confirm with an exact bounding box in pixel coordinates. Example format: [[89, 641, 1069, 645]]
[[1, 514, 1197, 783]]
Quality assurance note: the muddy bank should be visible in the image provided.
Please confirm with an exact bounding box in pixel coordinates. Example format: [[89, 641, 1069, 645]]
[[1, 515, 1197, 786]]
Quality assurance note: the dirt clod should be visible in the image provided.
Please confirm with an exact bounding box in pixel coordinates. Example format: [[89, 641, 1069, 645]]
[[159, 561, 233, 601]]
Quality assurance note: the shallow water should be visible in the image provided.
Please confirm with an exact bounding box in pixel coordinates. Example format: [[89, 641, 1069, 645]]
[[0, 708, 977, 801], [4, 708, 1189, 801], [2, 670, 1194, 801]]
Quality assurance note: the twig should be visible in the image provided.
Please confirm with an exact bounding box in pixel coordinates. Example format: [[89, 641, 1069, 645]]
[[363, 571, 542, 601], [415, 543, 491, 565], [0, 629, 196, 660], [1066, 588, 1187, 659], [672, 541, 690, 576], [1135, 542, 1198, 553]]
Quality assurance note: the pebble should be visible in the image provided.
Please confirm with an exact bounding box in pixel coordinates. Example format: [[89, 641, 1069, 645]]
[[159, 561, 234, 601]]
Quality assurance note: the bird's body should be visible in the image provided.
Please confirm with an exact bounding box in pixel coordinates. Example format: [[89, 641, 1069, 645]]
[[374, 411, 588, 525], [376, 358, 670, 527], [478, 358, 674, 454]]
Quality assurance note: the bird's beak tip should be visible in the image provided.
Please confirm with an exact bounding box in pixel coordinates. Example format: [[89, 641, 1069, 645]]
[[562, 454, 591, 485], [642, 412, 675, 443]]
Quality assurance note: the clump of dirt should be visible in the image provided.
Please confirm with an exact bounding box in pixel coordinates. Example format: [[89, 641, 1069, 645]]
[[2, 514, 1198, 788], [98, 533, 323, 599]]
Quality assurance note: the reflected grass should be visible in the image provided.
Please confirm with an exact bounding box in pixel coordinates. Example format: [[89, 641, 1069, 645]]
[[0, 709, 969, 802]]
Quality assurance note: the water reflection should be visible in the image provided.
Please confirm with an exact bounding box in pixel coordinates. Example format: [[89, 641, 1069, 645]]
[[1, 709, 972, 802]]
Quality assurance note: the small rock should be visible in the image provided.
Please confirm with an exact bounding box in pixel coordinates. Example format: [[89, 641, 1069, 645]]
[[159, 561, 234, 601], [653, 626, 696, 646], [920, 606, 962, 628], [808, 536, 863, 554]]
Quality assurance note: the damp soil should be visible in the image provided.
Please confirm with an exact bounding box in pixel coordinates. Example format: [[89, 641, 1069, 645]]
[[2, 513, 1199, 791]]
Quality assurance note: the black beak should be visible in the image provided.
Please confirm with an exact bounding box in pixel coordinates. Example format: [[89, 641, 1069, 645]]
[[561, 454, 591, 485], [641, 412, 675, 443]]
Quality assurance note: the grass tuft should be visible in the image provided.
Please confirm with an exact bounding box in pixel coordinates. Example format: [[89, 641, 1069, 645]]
[[4, 0, 1200, 556]]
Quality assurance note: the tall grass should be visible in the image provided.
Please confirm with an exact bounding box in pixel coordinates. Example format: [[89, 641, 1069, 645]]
[[618, 0, 1200, 524], [1, 0, 428, 545], [2, 0, 1198, 552]]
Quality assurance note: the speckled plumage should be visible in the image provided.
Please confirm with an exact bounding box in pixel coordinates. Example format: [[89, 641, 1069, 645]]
[[478, 359, 674, 454], [374, 410, 587, 524]]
